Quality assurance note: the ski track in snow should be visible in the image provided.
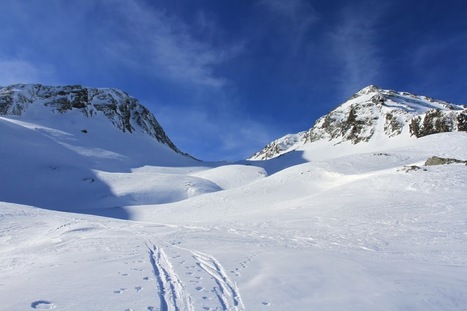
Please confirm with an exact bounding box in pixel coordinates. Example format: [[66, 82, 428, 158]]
[[147, 243, 194, 311], [146, 237, 246, 311], [190, 250, 245, 311]]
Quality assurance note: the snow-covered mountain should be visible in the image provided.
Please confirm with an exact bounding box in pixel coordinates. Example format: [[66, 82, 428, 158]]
[[0, 84, 219, 214], [250, 85, 466, 160], [1, 83, 467, 310], [0, 83, 187, 156]]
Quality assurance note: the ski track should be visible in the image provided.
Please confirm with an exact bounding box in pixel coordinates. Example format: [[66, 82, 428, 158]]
[[147, 238, 246, 311], [191, 250, 245, 311], [147, 243, 194, 311]]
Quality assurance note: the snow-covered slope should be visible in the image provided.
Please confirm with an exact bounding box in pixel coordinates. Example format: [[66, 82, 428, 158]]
[[250, 85, 466, 160], [0, 84, 186, 156], [1, 132, 466, 310], [0, 84, 251, 216], [1, 84, 467, 310]]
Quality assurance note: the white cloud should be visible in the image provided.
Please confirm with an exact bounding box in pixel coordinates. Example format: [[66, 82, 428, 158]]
[[0, 1, 240, 89], [329, 3, 386, 97], [0, 59, 54, 86], [101, 0, 242, 89]]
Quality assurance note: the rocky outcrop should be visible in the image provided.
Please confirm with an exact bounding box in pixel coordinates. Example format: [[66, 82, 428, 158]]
[[249, 132, 305, 161], [425, 156, 467, 166], [0, 84, 188, 157], [409, 109, 467, 138], [303, 86, 465, 145], [250, 85, 466, 160]]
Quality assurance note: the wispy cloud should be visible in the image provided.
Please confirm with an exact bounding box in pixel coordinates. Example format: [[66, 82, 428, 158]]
[[0, 0, 242, 89], [0, 58, 54, 86], [100, 0, 242, 89], [329, 2, 387, 97]]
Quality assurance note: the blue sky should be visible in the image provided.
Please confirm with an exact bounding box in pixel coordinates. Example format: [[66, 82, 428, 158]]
[[1, 0, 466, 160]]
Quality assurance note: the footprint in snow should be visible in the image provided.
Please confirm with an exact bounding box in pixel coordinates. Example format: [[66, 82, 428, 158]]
[[113, 288, 128, 294], [31, 300, 56, 309], [135, 286, 143, 292], [230, 270, 241, 277]]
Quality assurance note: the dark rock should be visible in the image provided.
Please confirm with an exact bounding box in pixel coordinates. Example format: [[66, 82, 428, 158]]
[[409, 109, 461, 138], [425, 156, 467, 166], [399, 165, 427, 173]]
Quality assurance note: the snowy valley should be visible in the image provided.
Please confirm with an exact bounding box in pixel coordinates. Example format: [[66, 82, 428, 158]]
[[0, 84, 466, 310]]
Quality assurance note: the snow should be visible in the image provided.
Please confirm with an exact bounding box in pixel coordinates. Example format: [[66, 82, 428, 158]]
[[1, 109, 467, 310], [248, 132, 306, 160], [251, 85, 465, 160]]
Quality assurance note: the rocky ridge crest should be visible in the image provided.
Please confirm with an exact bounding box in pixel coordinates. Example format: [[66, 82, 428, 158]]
[[250, 85, 466, 160], [0, 84, 188, 156]]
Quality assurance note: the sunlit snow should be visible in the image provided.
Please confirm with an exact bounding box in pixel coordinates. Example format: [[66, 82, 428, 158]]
[[1, 96, 466, 310]]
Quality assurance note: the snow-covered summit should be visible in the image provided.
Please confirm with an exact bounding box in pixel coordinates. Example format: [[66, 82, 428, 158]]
[[250, 85, 466, 160], [0, 83, 187, 156]]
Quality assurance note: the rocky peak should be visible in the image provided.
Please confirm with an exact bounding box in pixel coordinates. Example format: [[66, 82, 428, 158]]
[[353, 84, 382, 97], [0, 84, 189, 157], [250, 85, 466, 160]]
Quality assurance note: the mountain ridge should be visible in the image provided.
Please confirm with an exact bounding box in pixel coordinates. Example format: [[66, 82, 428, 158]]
[[0, 83, 192, 158], [250, 85, 466, 160]]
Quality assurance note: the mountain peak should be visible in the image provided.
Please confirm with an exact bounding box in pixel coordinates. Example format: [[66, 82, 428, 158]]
[[355, 84, 382, 96], [0, 83, 191, 158], [250, 86, 466, 160]]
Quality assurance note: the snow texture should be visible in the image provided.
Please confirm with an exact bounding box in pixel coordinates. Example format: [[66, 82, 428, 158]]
[[1, 84, 467, 310]]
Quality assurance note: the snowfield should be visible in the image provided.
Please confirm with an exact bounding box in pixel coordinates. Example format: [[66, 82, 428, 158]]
[[1, 111, 467, 310]]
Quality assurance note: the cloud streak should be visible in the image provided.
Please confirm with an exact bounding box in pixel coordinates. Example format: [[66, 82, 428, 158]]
[[0, 58, 54, 86], [0, 0, 241, 90], [100, 0, 242, 89], [329, 2, 386, 97]]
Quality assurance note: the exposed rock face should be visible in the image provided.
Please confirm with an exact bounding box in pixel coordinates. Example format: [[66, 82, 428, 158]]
[[398, 165, 427, 173], [409, 109, 466, 138], [250, 85, 466, 160], [425, 156, 467, 166], [250, 132, 306, 161], [0, 84, 187, 156]]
